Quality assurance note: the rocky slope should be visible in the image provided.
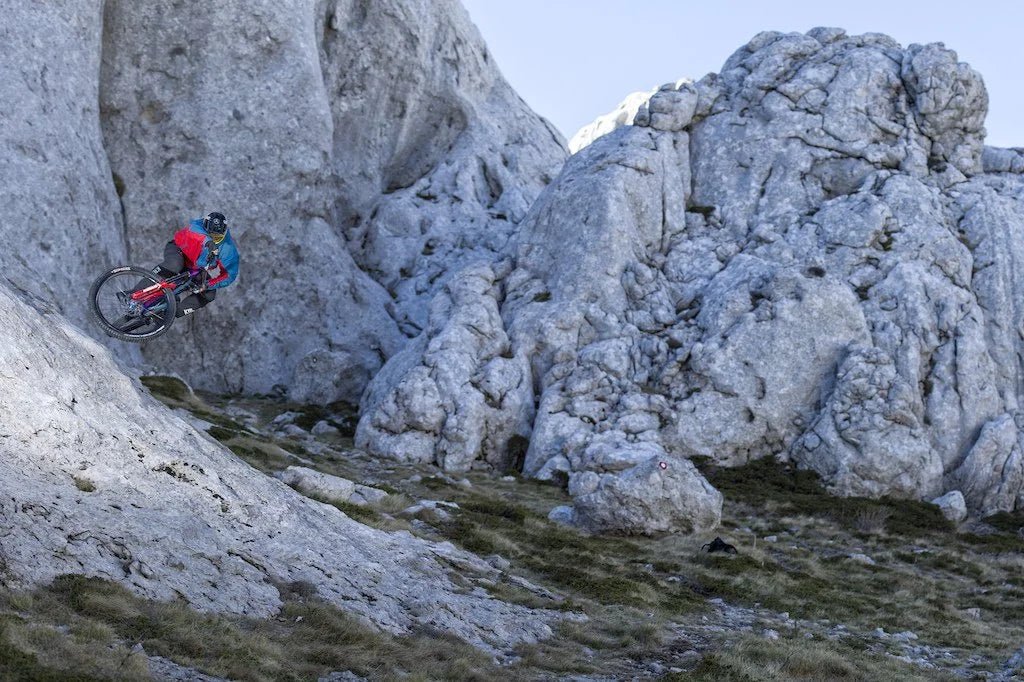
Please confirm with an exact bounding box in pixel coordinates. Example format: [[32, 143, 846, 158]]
[[0, 276, 556, 652], [0, 0, 566, 659], [359, 29, 1024, 533], [99, 0, 565, 403]]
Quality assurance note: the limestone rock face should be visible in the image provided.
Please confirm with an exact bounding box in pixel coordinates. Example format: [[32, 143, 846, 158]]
[[0, 279, 556, 651], [950, 414, 1024, 514], [361, 29, 1024, 530], [320, 1, 567, 335], [0, 2, 126, 330], [98, 0, 565, 403], [98, 0, 401, 403], [357, 263, 534, 472]]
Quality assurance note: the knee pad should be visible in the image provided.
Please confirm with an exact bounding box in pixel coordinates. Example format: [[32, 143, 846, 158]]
[[154, 266, 177, 279]]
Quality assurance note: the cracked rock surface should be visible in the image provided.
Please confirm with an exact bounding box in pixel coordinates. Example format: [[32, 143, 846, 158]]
[[0, 1, 129, 337], [360, 29, 1024, 532], [0, 279, 557, 652]]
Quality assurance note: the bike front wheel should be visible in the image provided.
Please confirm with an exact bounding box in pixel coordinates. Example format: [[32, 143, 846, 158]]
[[88, 266, 178, 342]]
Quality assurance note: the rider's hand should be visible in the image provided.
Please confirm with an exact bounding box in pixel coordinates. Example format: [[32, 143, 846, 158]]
[[202, 239, 220, 267]]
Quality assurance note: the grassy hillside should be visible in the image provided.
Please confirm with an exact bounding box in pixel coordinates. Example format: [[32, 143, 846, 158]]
[[1, 376, 1019, 680]]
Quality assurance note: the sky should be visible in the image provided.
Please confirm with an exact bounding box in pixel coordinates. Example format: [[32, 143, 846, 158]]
[[461, 0, 1024, 148]]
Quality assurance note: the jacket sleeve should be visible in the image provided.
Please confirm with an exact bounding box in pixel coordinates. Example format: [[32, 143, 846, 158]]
[[208, 248, 239, 289]]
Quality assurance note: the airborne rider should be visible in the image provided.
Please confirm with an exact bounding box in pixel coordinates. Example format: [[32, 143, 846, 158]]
[[154, 211, 240, 317]]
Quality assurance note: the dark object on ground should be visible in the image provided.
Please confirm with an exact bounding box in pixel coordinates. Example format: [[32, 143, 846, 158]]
[[701, 537, 738, 554]]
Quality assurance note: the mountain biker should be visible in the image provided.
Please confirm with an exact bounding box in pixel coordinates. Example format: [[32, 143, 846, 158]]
[[153, 212, 240, 317]]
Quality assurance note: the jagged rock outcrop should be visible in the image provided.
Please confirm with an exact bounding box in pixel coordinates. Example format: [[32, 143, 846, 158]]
[[357, 262, 534, 471], [320, 1, 566, 333], [98, 0, 565, 402], [360, 29, 1024, 531], [0, 278, 557, 652]]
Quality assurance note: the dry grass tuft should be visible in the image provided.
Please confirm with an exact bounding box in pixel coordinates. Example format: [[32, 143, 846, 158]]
[[0, 575, 497, 682], [851, 506, 891, 534], [675, 635, 959, 681]]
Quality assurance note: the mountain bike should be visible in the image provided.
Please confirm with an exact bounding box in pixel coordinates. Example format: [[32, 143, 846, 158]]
[[88, 265, 208, 342]]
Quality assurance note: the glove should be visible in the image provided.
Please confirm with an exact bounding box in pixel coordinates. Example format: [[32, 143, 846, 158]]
[[203, 239, 220, 267]]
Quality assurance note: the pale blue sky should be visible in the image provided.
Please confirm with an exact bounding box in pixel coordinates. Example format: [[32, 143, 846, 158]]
[[462, 0, 1024, 148]]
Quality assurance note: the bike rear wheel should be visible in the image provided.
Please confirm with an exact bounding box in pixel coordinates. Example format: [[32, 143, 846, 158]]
[[88, 266, 177, 342]]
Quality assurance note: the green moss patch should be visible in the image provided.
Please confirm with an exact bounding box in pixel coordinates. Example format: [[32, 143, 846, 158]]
[[981, 510, 1024, 534], [699, 457, 953, 536], [139, 375, 191, 403]]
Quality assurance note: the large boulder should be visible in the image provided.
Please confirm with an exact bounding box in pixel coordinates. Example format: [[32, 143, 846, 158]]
[[566, 455, 723, 535], [360, 29, 1024, 530], [98, 0, 565, 402], [0, 277, 556, 651]]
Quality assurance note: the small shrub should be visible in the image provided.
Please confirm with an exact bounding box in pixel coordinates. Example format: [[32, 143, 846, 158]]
[[447, 517, 500, 555], [504, 435, 530, 474], [699, 457, 952, 536], [959, 531, 1024, 553], [852, 506, 891, 534], [671, 635, 955, 681], [984, 510, 1024, 534], [461, 498, 528, 523], [328, 500, 381, 524], [0, 623, 106, 681], [72, 477, 95, 493], [265, 401, 358, 436], [881, 498, 953, 535]]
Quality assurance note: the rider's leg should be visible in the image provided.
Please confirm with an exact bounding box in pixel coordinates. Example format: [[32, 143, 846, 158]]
[[135, 242, 186, 290], [176, 288, 216, 318], [155, 241, 185, 278]]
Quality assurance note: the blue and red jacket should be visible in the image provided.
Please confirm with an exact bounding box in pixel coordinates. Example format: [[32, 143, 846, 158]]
[[173, 218, 240, 290]]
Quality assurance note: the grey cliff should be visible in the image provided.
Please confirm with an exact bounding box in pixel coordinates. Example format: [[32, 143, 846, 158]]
[[99, 0, 565, 403], [0, 1, 126, 330]]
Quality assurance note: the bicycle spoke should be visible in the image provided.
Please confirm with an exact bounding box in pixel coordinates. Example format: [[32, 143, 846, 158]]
[[94, 270, 174, 338]]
